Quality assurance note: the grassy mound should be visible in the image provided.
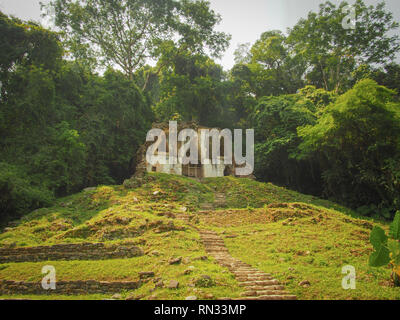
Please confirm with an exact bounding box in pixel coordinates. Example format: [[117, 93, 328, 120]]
[[0, 173, 398, 300]]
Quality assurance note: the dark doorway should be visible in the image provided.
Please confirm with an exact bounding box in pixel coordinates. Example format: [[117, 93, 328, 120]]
[[182, 164, 203, 178]]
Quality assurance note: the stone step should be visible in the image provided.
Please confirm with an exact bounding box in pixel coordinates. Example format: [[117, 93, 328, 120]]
[[240, 285, 285, 294], [235, 276, 273, 280], [233, 272, 272, 277], [239, 280, 280, 287], [205, 246, 225, 249], [203, 245, 225, 247], [236, 277, 274, 282], [241, 290, 289, 297], [241, 285, 282, 291], [200, 236, 222, 239]]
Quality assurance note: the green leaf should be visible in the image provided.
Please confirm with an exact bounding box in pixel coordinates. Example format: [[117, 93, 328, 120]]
[[389, 211, 400, 240], [370, 226, 388, 250], [369, 226, 391, 267], [369, 245, 391, 267]]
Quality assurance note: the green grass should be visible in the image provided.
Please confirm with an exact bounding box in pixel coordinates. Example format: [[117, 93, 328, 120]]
[[197, 204, 398, 300], [0, 173, 398, 300]]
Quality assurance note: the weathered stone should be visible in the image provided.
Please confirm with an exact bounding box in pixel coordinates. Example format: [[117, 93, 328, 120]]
[[185, 296, 198, 300], [150, 250, 161, 256], [169, 257, 182, 265], [126, 294, 146, 301], [139, 271, 155, 279], [167, 280, 179, 289], [184, 269, 193, 275], [225, 235, 238, 239], [299, 280, 311, 287], [182, 257, 191, 264], [0, 243, 144, 263]]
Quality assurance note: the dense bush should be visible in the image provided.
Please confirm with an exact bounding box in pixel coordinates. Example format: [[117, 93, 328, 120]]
[[0, 14, 154, 223], [297, 79, 400, 216], [0, 163, 53, 222]]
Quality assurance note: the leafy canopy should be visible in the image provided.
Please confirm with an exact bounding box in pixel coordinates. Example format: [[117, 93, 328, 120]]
[[297, 79, 400, 210], [44, 0, 230, 82], [288, 0, 400, 93]]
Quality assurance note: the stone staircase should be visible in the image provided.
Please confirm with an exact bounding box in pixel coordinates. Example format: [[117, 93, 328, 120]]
[[199, 230, 296, 300], [214, 193, 227, 208], [175, 191, 296, 300], [200, 192, 227, 211]]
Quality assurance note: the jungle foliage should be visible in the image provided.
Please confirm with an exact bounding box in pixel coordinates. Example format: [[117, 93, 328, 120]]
[[1, 0, 400, 222]]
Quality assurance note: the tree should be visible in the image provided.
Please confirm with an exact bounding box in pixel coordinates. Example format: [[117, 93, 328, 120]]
[[0, 11, 63, 101], [0, 12, 154, 221], [297, 79, 400, 213], [229, 31, 306, 99], [251, 94, 321, 194], [372, 63, 400, 100], [44, 0, 230, 88], [287, 0, 400, 93], [234, 43, 251, 65], [75, 68, 154, 186], [153, 49, 229, 127]]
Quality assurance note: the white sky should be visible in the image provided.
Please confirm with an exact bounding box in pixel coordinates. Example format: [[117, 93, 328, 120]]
[[1, 0, 399, 70]]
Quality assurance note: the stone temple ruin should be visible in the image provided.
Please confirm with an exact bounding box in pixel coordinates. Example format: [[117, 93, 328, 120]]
[[134, 122, 253, 179]]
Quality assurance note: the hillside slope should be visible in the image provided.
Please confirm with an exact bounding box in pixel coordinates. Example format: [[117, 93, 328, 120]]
[[0, 173, 398, 300]]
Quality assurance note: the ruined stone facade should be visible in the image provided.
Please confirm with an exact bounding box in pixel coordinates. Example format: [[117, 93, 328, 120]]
[[134, 122, 237, 179]]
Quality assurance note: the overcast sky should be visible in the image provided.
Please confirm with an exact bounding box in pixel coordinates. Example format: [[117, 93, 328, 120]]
[[1, 0, 399, 70]]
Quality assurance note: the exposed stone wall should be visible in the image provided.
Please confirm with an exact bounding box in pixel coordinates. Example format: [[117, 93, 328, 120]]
[[0, 280, 141, 295], [0, 243, 144, 263], [133, 121, 236, 178]]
